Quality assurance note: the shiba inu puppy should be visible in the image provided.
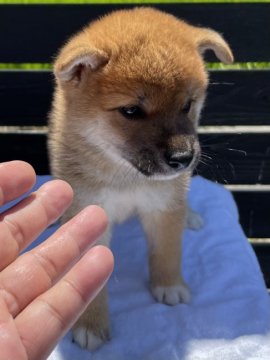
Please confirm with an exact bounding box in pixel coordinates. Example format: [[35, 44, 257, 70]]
[[48, 7, 233, 350]]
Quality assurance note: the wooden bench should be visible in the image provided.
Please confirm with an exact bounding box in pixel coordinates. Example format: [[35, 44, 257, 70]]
[[0, 2, 269, 287]]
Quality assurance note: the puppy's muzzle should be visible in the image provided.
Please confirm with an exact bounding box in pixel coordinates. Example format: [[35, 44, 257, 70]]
[[165, 150, 194, 171]]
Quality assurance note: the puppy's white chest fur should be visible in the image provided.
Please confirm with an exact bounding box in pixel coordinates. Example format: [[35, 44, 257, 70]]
[[77, 183, 176, 224], [97, 186, 176, 222]]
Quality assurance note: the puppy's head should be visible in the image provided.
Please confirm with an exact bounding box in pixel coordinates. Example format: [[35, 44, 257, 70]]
[[53, 7, 233, 180]]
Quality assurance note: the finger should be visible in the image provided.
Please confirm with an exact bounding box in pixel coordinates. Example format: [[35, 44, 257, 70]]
[[0, 179, 73, 270], [0, 297, 28, 360], [0, 206, 108, 317], [0, 161, 36, 206], [15, 245, 114, 360]]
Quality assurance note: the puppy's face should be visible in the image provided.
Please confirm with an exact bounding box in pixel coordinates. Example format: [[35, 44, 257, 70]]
[[54, 8, 233, 180], [82, 55, 206, 180]]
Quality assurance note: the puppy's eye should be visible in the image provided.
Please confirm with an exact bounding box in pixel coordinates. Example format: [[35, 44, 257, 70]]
[[118, 106, 146, 120], [182, 100, 192, 114]]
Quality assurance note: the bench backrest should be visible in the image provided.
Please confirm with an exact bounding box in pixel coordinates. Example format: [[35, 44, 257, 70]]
[[0, 2, 269, 284]]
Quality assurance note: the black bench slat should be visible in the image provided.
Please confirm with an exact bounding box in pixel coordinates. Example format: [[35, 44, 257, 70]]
[[0, 133, 48, 174], [1, 70, 269, 126], [204, 70, 270, 126], [253, 244, 270, 288], [198, 133, 270, 185], [233, 192, 270, 238], [0, 3, 269, 63], [0, 71, 53, 126]]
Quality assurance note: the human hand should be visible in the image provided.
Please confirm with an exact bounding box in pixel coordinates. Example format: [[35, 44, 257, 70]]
[[0, 161, 114, 360]]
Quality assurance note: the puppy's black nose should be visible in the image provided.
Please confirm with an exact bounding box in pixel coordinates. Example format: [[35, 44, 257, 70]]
[[165, 151, 194, 171]]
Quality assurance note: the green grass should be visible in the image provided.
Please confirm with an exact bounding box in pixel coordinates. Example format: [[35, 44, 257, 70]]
[[208, 63, 270, 70], [0, 62, 269, 70], [0, 0, 270, 4], [0, 63, 52, 70]]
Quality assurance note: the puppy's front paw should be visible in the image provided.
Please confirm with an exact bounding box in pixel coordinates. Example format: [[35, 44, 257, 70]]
[[72, 326, 110, 351], [151, 283, 191, 305], [186, 207, 203, 230]]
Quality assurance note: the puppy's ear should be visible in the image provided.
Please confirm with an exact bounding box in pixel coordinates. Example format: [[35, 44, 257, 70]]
[[54, 42, 109, 82], [194, 28, 234, 64]]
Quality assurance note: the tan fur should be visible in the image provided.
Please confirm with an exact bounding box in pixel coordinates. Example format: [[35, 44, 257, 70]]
[[141, 207, 186, 287], [48, 7, 233, 350], [72, 288, 110, 348]]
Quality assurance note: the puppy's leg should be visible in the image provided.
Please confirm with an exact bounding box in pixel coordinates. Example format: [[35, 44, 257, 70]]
[[62, 201, 112, 350], [72, 287, 110, 350], [71, 227, 112, 351], [140, 206, 191, 305]]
